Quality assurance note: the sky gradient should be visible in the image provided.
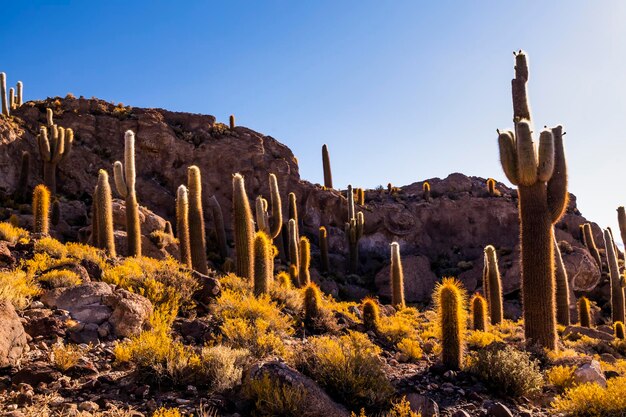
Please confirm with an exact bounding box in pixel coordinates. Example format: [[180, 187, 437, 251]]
[[2, 1, 625, 236]]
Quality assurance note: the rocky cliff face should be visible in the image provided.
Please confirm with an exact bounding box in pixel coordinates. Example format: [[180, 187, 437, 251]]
[[0, 97, 605, 313]]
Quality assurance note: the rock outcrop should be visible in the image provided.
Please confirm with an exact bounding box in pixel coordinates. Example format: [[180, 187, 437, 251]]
[[0, 300, 28, 368]]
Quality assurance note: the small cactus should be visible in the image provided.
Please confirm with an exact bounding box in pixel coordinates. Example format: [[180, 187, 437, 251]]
[[554, 237, 570, 326], [253, 232, 272, 296], [356, 188, 365, 205], [276, 271, 292, 289], [434, 278, 467, 370], [176, 185, 192, 268], [299, 236, 311, 286], [289, 263, 298, 286], [208, 195, 228, 261], [113, 130, 141, 257], [304, 282, 322, 324], [16, 81, 22, 106], [229, 115, 235, 129], [362, 297, 380, 331], [32, 184, 50, 234], [603, 229, 625, 325], [470, 293, 488, 332], [1, 73, 8, 116], [37, 110, 74, 194], [615, 322, 625, 340], [422, 182, 431, 201], [233, 173, 254, 280], [484, 245, 503, 325], [95, 170, 116, 257], [578, 297, 592, 328], [319, 226, 330, 274], [486, 178, 500, 196], [582, 223, 602, 270], [322, 144, 333, 189], [188, 166, 209, 274], [164, 221, 173, 236], [390, 242, 405, 309]]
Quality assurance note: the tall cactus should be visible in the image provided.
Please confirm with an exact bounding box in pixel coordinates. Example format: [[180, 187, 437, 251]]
[[299, 236, 311, 286], [603, 229, 625, 325], [176, 185, 192, 268], [288, 219, 299, 275], [497, 50, 568, 350], [322, 144, 333, 189], [484, 245, 503, 325], [95, 170, 116, 257], [113, 130, 141, 257], [1, 73, 8, 116], [578, 296, 591, 328], [32, 184, 50, 234], [319, 226, 330, 274], [187, 166, 209, 274], [434, 278, 467, 370], [37, 110, 74, 194], [554, 237, 571, 326], [253, 232, 272, 296], [470, 293, 488, 332], [229, 115, 236, 129], [9, 88, 14, 110], [91, 185, 99, 247], [582, 223, 602, 270], [345, 185, 364, 274], [288, 192, 299, 238], [16, 81, 22, 106], [255, 174, 282, 239], [233, 173, 254, 280], [208, 195, 228, 261], [390, 242, 405, 309]]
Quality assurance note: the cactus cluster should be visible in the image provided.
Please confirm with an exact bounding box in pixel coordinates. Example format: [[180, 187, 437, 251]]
[[113, 131, 141, 257], [37, 109, 74, 194]]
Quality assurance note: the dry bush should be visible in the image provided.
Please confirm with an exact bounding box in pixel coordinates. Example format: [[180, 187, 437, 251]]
[[546, 365, 576, 393], [0, 221, 29, 244], [153, 408, 183, 417], [378, 307, 420, 345], [552, 376, 626, 417], [245, 372, 307, 417], [0, 268, 41, 309], [352, 397, 421, 417], [34, 237, 68, 258], [51, 342, 85, 371], [466, 330, 502, 349], [39, 269, 82, 288], [396, 338, 423, 362], [199, 344, 250, 391]]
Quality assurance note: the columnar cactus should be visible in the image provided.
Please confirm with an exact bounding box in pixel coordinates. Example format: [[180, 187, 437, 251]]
[[484, 245, 503, 325], [288, 192, 298, 238], [233, 173, 254, 280], [356, 188, 365, 206], [164, 221, 173, 236], [615, 322, 625, 340], [319, 226, 330, 274], [15, 151, 30, 203], [470, 293, 488, 332], [229, 115, 235, 129], [390, 242, 405, 309], [288, 219, 299, 274], [497, 50, 568, 350], [322, 144, 333, 189], [582, 223, 602, 269], [9, 88, 14, 110], [37, 110, 74, 194], [289, 263, 298, 286], [362, 297, 380, 331], [299, 236, 311, 286], [578, 296, 591, 328], [255, 174, 283, 239], [1, 73, 8, 116], [187, 166, 209, 274], [91, 185, 99, 247], [32, 184, 50, 234], [304, 282, 322, 324], [253, 232, 272, 296], [51, 199, 61, 226], [618, 207, 626, 248], [176, 185, 192, 268], [422, 182, 431, 201], [95, 170, 116, 257], [603, 229, 625, 325], [434, 278, 467, 370], [208, 195, 228, 260], [113, 131, 141, 257], [276, 271, 292, 289], [486, 178, 500, 196], [16, 81, 22, 106], [554, 237, 570, 326], [345, 185, 364, 274]]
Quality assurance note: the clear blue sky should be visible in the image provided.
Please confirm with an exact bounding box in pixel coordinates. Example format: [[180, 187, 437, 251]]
[[2, 1, 626, 236]]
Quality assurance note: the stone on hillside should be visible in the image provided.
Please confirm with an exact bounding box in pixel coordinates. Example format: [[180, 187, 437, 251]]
[[0, 301, 28, 368]]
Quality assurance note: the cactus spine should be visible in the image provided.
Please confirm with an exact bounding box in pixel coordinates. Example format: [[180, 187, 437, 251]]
[[187, 166, 209, 274], [113, 130, 141, 257], [233, 173, 254, 280], [390, 242, 405, 309], [322, 144, 333, 188], [603, 228, 625, 325], [554, 237, 570, 326], [470, 293, 488, 332], [229, 115, 235, 129], [303, 282, 322, 324], [319, 226, 330, 274], [582, 223, 602, 270], [37, 110, 73, 194], [434, 278, 467, 370], [95, 170, 116, 257], [1, 73, 7, 116], [484, 245, 503, 325], [176, 185, 192, 268], [253, 232, 272, 296], [208, 195, 228, 260], [578, 296, 591, 328], [497, 51, 568, 350], [32, 184, 50, 234], [362, 297, 380, 331], [345, 185, 364, 274], [615, 322, 625, 340]]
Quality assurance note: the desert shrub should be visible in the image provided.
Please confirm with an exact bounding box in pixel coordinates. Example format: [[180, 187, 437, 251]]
[[396, 338, 423, 362], [65, 242, 106, 267], [466, 330, 502, 349], [378, 307, 420, 344], [152, 408, 182, 417], [546, 365, 576, 393], [269, 279, 302, 313], [34, 237, 68, 258], [221, 317, 288, 358], [51, 343, 85, 371], [39, 269, 82, 288], [0, 269, 41, 309], [551, 376, 626, 417], [301, 331, 393, 409], [198, 345, 250, 391], [468, 343, 543, 397], [244, 372, 307, 417], [351, 397, 420, 417], [149, 230, 177, 249], [0, 222, 29, 244]]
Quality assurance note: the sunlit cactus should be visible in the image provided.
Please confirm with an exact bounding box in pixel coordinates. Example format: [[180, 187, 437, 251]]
[[615, 322, 625, 340], [319, 226, 330, 274], [253, 232, 272, 296], [362, 297, 380, 331], [322, 144, 333, 189], [470, 293, 488, 332], [484, 245, 503, 325], [289, 263, 298, 287], [582, 223, 602, 270], [434, 278, 467, 370], [496, 50, 568, 350], [554, 237, 570, 326], [229, 115, 235, 129], [486, 178, 500, 196], [37, 109, 74, 194], [95, 170, 116, 257], [390, 242, 405, 309], [233, 173, 254, 280], [422, 181, 431, 201], [113, 130, 141, 257], [603, 229, 625, 325], [32, 184, 50, 234], [288, 219, 299, 275], [255, 174, 283, 240], [276, 271, 292, 289], [9, 87, 14, 110], [16, 81, 22, 106], [209, 195, 228, 260], [176, 185, 192, 268], [304, 282, 322, 324], [578, 296, 591, 328], [0, 73, 8, 116], [299, 236, 311, 286]]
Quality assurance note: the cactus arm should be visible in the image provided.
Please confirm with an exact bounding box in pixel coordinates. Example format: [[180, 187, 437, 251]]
[[512, 50, 531, 121], [46, 108, 54, 126], [124, 131, 136, 192], [38, 127, 52, 161], [547, 125, 568, 223], [537, 129, 554, 182], [113, 161, 128, 198], [515, 120, 538, 186], [255, 195, 269, 233], [268, 173, 282, 239], [604, 229, 625, 324], [497, 130, 519, 185]]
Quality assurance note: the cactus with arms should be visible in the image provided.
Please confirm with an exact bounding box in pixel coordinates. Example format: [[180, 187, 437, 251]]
[[37, 109, 74, 194], [113, 130, 141, 257]]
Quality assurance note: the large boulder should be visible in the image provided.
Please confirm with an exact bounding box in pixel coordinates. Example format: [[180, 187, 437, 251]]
[[104, 289, 153, 338], [0, 301, 28, 368]]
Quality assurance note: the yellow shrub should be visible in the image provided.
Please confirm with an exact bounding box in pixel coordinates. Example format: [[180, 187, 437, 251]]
[[245, 373, 307, 417], [152, 408, 183, 417], [351, 397, 421, 417], [397, 338, 423, 362], [199, 345, 250, 392], [378, 309, 419, 344], [552, 377, 626, 416], [546, 365, 576, 392], [221, 317, 287, 358], [51, 343, 85, 371], [65, 242, 106, 267], [39, 269, 82, 288], [466, 330, 502, 349], [0, 222, 29, 244], [0, 269, 41, 309], [23, 252, 63, 277], [547, 348, 580, 362], [34, 237, 68, 258]]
